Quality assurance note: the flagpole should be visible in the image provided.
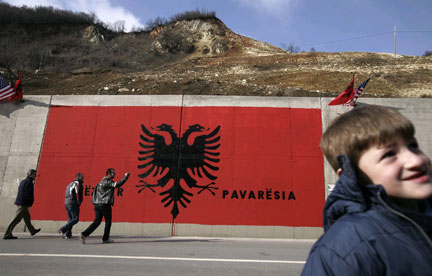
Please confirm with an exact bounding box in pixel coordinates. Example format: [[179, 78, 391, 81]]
[[394, 26, 397, 58]]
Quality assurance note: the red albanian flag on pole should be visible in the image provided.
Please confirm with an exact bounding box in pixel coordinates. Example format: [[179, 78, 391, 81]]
[[328, 73, 355, 106]]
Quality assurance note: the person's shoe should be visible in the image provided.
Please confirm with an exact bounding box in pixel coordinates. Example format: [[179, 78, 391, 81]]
[[31, 228, 41, 236], [80, 234, 86, 244], [3, 235, 17, 240], [102, 238, 114, 244]]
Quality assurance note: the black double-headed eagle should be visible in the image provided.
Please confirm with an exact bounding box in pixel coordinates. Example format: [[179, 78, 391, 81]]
[[137, 124, 220, 219]]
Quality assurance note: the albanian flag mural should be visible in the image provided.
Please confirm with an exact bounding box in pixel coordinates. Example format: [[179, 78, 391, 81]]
[[33, 105, 324, 227], [137, 123, 221, 220]]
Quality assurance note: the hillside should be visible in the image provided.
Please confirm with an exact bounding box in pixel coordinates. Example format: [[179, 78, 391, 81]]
[[1, 6, 432, 98]]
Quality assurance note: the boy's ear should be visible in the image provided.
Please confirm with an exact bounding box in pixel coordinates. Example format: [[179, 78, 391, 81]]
[[336, 168, 342, 177]]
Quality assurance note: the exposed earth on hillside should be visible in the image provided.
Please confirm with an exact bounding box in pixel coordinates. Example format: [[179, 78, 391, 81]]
[[4, 18, 432, 98]]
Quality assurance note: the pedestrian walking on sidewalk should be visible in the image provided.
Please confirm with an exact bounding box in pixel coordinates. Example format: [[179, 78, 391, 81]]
[[80, 168, 130, 244], [58, 173, 84, 239], [3, 169, 41, 239]]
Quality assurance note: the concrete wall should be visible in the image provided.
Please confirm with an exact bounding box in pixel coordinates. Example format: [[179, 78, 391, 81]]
[[0, 96, 51, 233], [1, 95, 431, 239]]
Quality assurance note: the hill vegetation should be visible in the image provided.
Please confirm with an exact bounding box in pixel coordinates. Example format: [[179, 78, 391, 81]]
[[0, 3, 216, 75], [0, 3, 431, 98]]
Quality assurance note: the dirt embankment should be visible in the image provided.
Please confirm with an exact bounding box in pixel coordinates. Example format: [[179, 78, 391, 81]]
[[4, 18, 432, 98]]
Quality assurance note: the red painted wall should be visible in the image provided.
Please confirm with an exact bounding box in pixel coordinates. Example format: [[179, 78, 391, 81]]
[[34, 106, 324, 227]]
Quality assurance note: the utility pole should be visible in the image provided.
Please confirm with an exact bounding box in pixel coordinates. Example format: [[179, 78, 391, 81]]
[[394, 25, 397, 57]]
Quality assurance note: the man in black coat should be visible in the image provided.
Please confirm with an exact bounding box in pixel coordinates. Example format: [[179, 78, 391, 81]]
[[3, 169, 41, 239]]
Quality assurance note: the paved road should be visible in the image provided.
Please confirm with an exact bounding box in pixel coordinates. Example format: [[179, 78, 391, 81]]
[[0, 232, 315, 276]]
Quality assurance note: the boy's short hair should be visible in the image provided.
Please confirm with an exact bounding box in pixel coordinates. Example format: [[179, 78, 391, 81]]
[[321, 105, 415, 171]]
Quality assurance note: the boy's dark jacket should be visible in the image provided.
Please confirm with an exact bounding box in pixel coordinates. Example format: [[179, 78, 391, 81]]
[[302, 155, 432, 275], [14, 176, 34, 207]]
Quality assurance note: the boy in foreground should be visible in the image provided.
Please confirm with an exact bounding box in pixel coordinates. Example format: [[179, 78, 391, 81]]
[[302, 105, 432, 275]]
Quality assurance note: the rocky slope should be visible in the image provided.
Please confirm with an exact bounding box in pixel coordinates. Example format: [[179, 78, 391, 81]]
[[3, 17, 432, 98]]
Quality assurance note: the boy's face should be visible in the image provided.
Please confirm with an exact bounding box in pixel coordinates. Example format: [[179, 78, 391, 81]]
[[358, 136, 432, 199]]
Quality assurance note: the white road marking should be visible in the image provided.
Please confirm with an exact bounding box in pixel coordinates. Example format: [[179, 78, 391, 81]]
[[0, 253, 305, 264]]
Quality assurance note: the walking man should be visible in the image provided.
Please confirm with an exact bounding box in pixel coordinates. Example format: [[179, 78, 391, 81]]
[[3, 169, 41, 239], [58, 173, 84, 239], [80, 168, 130, 244]]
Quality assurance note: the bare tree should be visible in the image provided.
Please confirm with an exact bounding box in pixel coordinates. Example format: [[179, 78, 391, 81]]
[[0, 37, 22, 80], [108, 20, 126, 32], [281, 42, 301, 53]]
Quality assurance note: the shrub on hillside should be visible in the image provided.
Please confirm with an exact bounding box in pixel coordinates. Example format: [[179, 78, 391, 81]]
[[145, 9, 216, 31], [281, 43, 301, 53], [105, 20, 125, 33], [170, 9, 216, 22], [156, 31, 194, 54], [145, 16, 169, 30], [0, 2, 96, 25]]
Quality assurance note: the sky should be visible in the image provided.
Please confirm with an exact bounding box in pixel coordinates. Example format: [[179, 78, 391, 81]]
[[4, 0, 432, 56]]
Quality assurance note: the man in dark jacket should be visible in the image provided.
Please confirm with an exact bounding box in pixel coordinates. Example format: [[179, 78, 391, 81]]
[[302, 106, 432, 275], [80, 168, 130, 244], [3, 169, 41, 239], [58, 173, 84, 239]]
